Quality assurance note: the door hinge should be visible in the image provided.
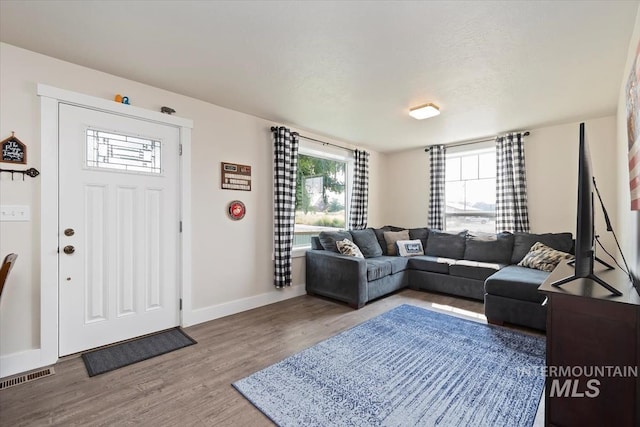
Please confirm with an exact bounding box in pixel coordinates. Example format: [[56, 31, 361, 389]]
[[179, 144, 183, 156], [179, 221, 183, 233], [179, 298, 183, 310]]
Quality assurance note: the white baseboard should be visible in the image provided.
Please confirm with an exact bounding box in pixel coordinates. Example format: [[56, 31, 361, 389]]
[[183, 284, 306, 327], [0, 348, 50, 379]]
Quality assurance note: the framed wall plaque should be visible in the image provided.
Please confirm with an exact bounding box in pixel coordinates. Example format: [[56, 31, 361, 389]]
[[221, 162, 251, 191], [1, 132, 27, 164]]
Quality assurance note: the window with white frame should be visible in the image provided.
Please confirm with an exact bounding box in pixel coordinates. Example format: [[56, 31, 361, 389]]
[[293, 144, 352, 249], [445, 146, 496, 233]]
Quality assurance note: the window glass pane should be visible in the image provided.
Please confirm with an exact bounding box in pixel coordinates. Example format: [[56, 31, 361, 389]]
[[445, 157, 460, 181], [478, 152, 496, 178], [294, 154, 347, 248], [460, 155, 478, 180], [445, 149, 496, 233], [445, 181, 466, 213], [465, 178, 495, 211], [86, 129, 161, 174]]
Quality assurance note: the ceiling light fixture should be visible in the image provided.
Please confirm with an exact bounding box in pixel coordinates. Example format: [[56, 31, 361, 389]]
[[409, 103, 440, 120]]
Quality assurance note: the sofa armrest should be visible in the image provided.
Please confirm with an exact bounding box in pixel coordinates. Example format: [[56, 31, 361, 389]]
[[305, 250, 368, 308]]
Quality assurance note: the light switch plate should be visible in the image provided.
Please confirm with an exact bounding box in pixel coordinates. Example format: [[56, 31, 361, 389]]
[[0, 205, 31, 221]]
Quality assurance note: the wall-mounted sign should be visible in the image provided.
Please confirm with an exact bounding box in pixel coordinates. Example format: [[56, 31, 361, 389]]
[[227, 200, 246, 220], [221, 162, 251, 191], [1, 132, 26, 164]]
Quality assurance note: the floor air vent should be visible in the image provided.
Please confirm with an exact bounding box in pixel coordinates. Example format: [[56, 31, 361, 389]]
[[0, 367, 55, 390]]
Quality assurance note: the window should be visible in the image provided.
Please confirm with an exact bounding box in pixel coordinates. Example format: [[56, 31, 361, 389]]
[[445, 147, 496, 233], [294, 147, 351, 249], [86, 129, 162, 174]]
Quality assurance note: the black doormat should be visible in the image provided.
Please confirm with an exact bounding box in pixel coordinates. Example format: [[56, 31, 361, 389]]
[[81, 327, 197, 377]]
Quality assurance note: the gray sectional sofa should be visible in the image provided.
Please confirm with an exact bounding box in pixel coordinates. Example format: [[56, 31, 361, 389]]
[[305, 226, 574, 331]]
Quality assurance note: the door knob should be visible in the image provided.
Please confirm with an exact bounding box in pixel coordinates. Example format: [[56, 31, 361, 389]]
[[63, 245, 75, 255], [64, 228, 75, 236]]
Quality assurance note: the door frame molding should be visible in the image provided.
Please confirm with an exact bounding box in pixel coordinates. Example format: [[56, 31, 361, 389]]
[[38, 84, 193, 366]]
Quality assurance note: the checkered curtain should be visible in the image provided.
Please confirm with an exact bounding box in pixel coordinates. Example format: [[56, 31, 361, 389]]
[[496, 133, 530, 233], [428, 145, 446, 230], [349, 149, 369, 230], [272, 126, 300, 288]]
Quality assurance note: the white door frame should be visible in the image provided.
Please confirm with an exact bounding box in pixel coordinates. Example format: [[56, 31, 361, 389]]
[[38, 84, 193, 366]]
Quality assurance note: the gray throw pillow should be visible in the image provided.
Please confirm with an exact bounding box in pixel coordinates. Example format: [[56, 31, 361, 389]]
[[511, 232, 573, 264], [409, 227, 430, 250], [318, 230, 353, 253], [425, 230, 467, 259], [464, 232, 514, 264], [350, 228, 383, 258], [373, 226, 406, 255]]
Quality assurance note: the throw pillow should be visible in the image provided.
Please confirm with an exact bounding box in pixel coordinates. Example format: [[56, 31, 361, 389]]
[[374, 226, 406, 255], [350, 228, 383, 258], [464, 232, 514, 264], [425, 229, 467, 259], [511, 232, 573, 264], [518, 241, 574, 272], [383, 230, 410, 256], [408, 227, 430, 250], [336, 239, 364, 259], [318, 230, 352, 253], [396, 239, 424, 257]]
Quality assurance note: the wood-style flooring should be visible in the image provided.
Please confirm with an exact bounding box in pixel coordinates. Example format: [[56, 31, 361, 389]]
[[0, 289, 542, 426]]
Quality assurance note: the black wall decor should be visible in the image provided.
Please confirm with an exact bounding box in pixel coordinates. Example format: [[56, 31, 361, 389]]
[[1, 132, 27, 164]]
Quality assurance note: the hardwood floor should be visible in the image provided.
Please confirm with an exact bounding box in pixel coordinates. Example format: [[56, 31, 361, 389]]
[[0, 289, 540, 426]]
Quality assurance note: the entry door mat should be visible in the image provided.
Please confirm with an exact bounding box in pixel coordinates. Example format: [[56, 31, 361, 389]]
[[233, 304, 546, 427], [81, 327, 197, 377]]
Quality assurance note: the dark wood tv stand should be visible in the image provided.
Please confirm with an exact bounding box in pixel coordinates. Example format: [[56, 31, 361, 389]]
[[539, 261, 640, 427]]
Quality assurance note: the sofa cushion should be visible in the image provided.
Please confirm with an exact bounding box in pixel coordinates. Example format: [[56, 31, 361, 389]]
[[383, 230, 410, 256], [464, 232, 514, 264], [407, 255, 456, 274], [318, 230, 352, 253], [365, 258, 393, 281], [377, 255, 410, 274], [336, 239, 364, 259], [396, 239, 424, 257], [511, 232, 573, 264], [518, 242, 574, 272], [374, 226, 406, 255], [449, 260, 505, 281], [484, 265, 549, 303], [425, 229, 467, 259], [349, 228, 383, 258], [408, 227, 430, 249]]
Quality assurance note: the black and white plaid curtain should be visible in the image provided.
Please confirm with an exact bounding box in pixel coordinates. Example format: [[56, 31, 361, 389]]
[[496, 133, 530, 233], [272, 126, 299, 288], [428, 145, 446, 230], [349, 149, 369, 230]]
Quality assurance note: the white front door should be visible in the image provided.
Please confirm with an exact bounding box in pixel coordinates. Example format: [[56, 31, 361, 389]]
[[58, 103, 180, 356]]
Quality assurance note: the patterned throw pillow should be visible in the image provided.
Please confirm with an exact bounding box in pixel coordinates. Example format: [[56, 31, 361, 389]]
[[518, 242, 575, 272], [396, 239, 424, 257], [336, 239, 364, 259]]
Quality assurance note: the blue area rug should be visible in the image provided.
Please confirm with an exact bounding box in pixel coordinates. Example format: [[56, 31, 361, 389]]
[[233, 304, 545, 427]]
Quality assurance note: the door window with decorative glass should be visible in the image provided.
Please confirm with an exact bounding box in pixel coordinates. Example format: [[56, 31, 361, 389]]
[[445, 148, 496, 233]]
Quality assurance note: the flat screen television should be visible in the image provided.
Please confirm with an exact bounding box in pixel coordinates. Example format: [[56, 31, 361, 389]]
[[551, 122, 622, 295]]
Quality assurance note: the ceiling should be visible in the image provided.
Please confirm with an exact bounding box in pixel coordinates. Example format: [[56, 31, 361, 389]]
[[1, 1, 638, 153]]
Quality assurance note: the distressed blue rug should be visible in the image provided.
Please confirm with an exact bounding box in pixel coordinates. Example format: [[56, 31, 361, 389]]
[[233, 304, 545, 427]]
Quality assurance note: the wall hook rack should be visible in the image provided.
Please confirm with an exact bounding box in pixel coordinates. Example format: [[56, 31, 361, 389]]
[[0, 167, 40, 180]]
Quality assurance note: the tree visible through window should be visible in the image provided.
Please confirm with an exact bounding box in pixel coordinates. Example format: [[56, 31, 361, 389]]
[[294, 153, 347, 248], [445, 148, 496, 233]]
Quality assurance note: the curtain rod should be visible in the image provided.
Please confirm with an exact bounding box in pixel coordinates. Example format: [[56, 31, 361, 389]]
[[424, 131, 530, 152], [270, 126, 355, 153]]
